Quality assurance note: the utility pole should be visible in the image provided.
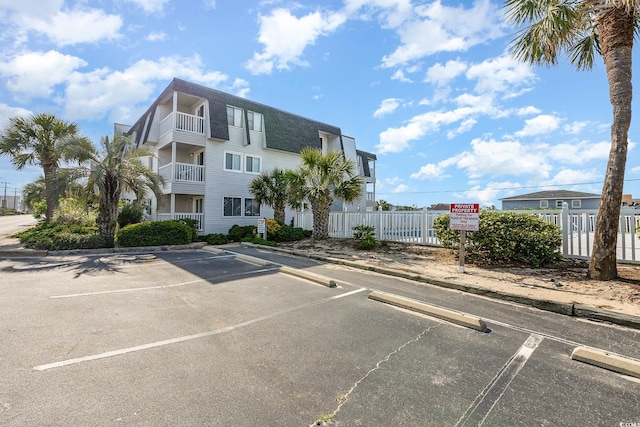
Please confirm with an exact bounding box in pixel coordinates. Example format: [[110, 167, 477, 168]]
[[1, 181, 7, 214], [14, 187, 18, 211]]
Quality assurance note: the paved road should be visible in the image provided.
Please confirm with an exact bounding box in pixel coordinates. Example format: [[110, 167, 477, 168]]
[[1, 247, 639, 426], [0, 214, 37, 243]]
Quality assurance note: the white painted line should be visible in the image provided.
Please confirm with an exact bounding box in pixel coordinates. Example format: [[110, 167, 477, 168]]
[[455, 334, 543, 426], [35, 287, 368, 371]]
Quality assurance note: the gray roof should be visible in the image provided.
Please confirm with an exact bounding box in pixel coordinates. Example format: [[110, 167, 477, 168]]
[[500, 190, 601, 201], [129, 78, 343, 154]]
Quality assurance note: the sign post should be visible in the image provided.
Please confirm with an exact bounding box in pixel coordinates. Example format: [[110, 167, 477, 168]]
[[449, 204, 480, 273], [257, 218, 266, 240]]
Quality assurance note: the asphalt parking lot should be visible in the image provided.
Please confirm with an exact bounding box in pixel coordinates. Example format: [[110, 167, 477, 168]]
[[1, 248, 639, 426]]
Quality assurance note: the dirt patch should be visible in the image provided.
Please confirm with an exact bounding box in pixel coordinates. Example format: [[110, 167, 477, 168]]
[[277, 238, 640, 317]]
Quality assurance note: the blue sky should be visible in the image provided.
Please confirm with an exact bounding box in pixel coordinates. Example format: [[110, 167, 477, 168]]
[[0, 0, 638, 208]]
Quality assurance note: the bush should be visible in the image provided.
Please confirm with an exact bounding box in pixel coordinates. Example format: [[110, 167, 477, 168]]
[[178, 218, 199, 242], [204, 233, 228, 245], [241, 236, 277, 246], [352, 225, 377, 250], [272, 225, 309, 242], [227, 225, 255, 242], [115, 220, 193, 247], [15, 222, 104, 250], [265, 218, 281, 238], [118, 204, 143, 229], [433, 211, 562, 267], [53, 198, 96, 227]]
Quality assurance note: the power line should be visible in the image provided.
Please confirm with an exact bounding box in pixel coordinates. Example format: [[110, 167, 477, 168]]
[[376, 178, 640, 196]]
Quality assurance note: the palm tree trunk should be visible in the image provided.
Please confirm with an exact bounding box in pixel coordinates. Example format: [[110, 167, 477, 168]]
[[43, 165, 57, 222], [311, 198, 332, 240], [588, 6, 634, 280], [274, 202, 286, 224], [98, 175, 120, 247]]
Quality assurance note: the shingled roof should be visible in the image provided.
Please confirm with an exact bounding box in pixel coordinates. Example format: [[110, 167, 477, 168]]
[[500, 190, 600, 201], [129, 78, 343, 154]]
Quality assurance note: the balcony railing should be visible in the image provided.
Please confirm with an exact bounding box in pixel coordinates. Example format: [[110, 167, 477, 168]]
[[157, 213, 204, 231], [158, 162, 205, 182], [160, 112, 205, 136]]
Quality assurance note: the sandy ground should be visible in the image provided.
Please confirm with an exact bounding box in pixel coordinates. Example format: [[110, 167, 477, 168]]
[[277, 239, 640, 317]]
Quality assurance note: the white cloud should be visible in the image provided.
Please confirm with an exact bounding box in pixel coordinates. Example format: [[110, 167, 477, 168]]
[[548, 140, 611, 164], [466, 54, 536, 95], [425, 60, 467, 86], [0, 103, 32, 128], [203, 0, 216, 9], [343, 0, 413, 28], [410, 162, 449, 180], [0, 50, 87, 99], [22, 8, 122, 46], [390, 69, 412, 83], [393, 184, 409, 193], [64, 55, 232, 122], [515, 114, 561, 137], [563, 121, 589, 134], [457, 181, 521, 206], [124, 0, 171, 14], [246, 8, 347, 75], [381, 0, 504, 68], [516, 106, 541, 116], [547, 168, 600, 186], [455, 138, 551, 179], [447, 118, 477, 138], [146, 31, 167, 41], [373, 98, 402, 118]]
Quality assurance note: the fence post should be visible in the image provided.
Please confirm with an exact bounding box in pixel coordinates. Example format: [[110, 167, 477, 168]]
[[562, 202, 569, 257], [377, 206, 383, 240], [422, 208, 428, 244]]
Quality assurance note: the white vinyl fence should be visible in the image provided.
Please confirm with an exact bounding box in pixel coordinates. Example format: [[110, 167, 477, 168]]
[[293, 206, 640, 264]]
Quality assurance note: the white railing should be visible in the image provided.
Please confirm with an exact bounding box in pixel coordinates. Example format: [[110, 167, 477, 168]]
[[159, 112, 205, 136], [294, 206, 640, 263], [156, 213, 204, 231], [158, 162, 204, 182]]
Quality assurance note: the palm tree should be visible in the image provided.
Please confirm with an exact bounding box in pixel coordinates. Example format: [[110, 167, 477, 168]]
[[0, 113, 93, 222], [287, 147, 363, 239], [505, 0, 637, 280], [249, 168, 291, 223], [85, 135, 163, 245]]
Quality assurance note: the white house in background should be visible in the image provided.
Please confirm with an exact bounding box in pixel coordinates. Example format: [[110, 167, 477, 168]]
[[117, 78, 377, 235]]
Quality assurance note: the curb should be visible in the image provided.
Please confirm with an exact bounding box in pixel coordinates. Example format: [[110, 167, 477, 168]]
[[234, 244, 336, 287], [0, 249, 48, 258], [368, 290, 487, 331], [0, 242, 208, 258], [571, 346, 640, 379], [243, 244, 640, 331]]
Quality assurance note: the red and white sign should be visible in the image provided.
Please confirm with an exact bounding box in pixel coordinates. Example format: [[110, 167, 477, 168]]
[[450, 203, 480, 231]]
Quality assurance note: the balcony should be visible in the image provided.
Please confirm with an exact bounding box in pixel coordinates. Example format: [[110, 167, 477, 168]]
[[159, 112, 206, 147], [159, 162, 205, 195]]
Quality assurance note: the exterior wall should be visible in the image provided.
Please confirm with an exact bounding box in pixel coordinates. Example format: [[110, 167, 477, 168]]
[[502, 198, 600, 210]]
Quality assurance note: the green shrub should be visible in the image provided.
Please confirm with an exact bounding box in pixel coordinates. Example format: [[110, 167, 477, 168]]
[[205, 233, 228, 245], [352, 225, 376, 250], [241, 236, 277, 246], [356, 235, 377, 250], [433, 211, 562, 267], [272, 225, 309, 242], [115, 220, 193, 247], [15, 222, 104, 250], [118, 204, 143, 229], [177, 218, 199, 242], [227, 225, 255, 242], [53, 198, 96, 227]]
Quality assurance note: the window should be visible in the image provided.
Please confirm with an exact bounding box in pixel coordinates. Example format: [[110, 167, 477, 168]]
[[245, 199, 261, 216], [224, 151, 242, 172], [540, 200, 548, 209], [245, 155, 261, 173], [556, 200, 564, 208], [247, 111, 263, 132], [227, 106, 243, 127], [572, 200, 581, 208], [223, 197, 242, 216]]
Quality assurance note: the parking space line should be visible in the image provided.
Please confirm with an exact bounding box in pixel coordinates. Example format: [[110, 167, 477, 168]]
[[34, 288, 368, 371], [49, 267, 280, 298], [455, 334, 543, 427]]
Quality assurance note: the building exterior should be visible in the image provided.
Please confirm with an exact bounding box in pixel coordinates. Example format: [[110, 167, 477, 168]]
[[500, 190, 601, 210], [120, 78, 376, 234]]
